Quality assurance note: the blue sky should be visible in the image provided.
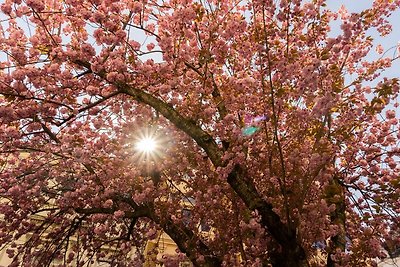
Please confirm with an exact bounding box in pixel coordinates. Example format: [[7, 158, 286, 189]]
[[326, 0, 400, 81], [1, 1, 399, 81]]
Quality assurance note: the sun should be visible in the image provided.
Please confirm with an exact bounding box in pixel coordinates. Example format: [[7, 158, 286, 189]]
[[133, 127, 167, 163], [135, 137, 157, 153]]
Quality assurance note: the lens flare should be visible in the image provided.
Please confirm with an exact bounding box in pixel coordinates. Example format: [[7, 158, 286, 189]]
[[241, 114, 269, 136], [242, 126, 259, 136], [136, 137, 157, 153], [132, 127, 167, 164]]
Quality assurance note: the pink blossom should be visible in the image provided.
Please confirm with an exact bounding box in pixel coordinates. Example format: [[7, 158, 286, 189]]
[[113, 210, 125, 219], [1, 3, 12, 15], [376, 44, 384, 54], [146, 43, 155, 51], [103, 199, 113, 208]]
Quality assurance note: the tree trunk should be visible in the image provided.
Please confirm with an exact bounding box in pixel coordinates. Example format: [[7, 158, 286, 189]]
[[326, 176, 346, 267]]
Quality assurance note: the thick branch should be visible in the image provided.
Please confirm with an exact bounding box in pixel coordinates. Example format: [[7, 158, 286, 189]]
[[120, 84, 224, 166], [145, 203, 222, 267], [73, 60, 223, 166], [73, 60, 306, 265], [326, 176, 346, 267], [228, 165, 306, 266], [112, 194, 221, 266]]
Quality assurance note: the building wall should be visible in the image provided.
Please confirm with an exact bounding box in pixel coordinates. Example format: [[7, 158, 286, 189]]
[[378, 257, 400, 267], [0, 229, 181, 267]]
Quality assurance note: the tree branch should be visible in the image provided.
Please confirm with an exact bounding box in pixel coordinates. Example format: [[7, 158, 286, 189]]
[[72, 60, 306, 265], [75, 196, 221, 267], [144, 203, 222, 267]]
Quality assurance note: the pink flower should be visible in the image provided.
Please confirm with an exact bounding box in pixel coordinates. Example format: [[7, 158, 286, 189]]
[[385, 109, 395, 119], [146, 43, 155, 51], [113, 210, 125, 219], [376, 44, 384, 54], [1, 3, 12, 15], [25, 0, 44, 11], [130, 2, 142, 13], [86, 85, 99, 95], [129, 40, 141, 50], [103, 199, 113, 208], [94, 225, 106, 235]]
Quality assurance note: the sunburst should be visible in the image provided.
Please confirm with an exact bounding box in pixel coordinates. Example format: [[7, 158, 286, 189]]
[[133, 127, 167, 165], [136, 137, 157, 153]]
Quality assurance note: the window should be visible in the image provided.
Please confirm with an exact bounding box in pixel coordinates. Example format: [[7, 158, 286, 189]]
[[181, 209, 191, 227], [200, 220, 211, 232], [179, 261, 193, 267]]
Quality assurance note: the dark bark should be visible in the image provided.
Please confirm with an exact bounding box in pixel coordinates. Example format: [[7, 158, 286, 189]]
[[75, 200, 221, 266], [228, 165, 307, 267], [326, 177, 346, 267], [145, 204, 222, 267]]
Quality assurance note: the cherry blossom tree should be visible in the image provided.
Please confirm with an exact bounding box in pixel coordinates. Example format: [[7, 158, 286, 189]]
[[1, 0, 400, 266]]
